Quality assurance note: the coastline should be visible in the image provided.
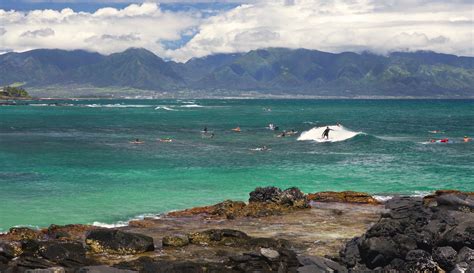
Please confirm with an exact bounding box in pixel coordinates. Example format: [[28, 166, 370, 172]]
[[0, 191, 427, 235], [1, 187, 472, 272], [3, 96, 474, 101]]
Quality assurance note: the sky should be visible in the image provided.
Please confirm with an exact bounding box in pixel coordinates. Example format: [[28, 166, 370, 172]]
[[0, 0, 472, 62]]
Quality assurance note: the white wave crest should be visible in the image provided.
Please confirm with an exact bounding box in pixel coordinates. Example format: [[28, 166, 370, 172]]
[[92, 221, 129, 228], [91, 213, 161, 228], [373, 195, 394, 202], [85, 104, 152, 108], [180, 104, 203, 108], [155, 106, 176, 111], [297, 125, 363, 142]]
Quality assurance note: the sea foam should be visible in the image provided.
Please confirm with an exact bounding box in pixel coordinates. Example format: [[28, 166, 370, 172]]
[[298, 125, 363, 142]]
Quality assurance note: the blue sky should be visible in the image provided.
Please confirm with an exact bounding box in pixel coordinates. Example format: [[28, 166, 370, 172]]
[[1, 0, 472, 61], [0, 0, 241, 12]]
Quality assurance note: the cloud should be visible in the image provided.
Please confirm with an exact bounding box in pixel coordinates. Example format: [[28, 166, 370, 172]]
[[170, 0, 474, 61], [0, 28, 6, 36], [85, 33, 141, 42], [20, 27, 55, 38], [1, 0, 472, 61], [0, 2, 199, 56]]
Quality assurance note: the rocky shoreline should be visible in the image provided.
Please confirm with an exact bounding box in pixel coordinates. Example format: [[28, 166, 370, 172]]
[[1, 187, 473, 273]]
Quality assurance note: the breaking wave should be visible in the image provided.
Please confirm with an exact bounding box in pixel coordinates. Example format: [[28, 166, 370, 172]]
[[155, 106, 177, 111], [297, 125, 364, 143]]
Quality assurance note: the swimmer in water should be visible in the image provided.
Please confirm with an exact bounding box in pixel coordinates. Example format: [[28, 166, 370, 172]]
[[322, 126, 333, 139], [131, 138, 144, 144], [464, 136, 472, 143]]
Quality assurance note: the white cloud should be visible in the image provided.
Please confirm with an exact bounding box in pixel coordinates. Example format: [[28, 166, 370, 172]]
[[0, 0, 472, 61], [20, 27, 55, 38], [170, 0, 474, 61], [0, 3, 200, 56]]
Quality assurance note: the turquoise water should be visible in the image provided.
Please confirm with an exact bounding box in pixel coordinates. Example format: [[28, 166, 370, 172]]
[[1, 99, 473, 231]]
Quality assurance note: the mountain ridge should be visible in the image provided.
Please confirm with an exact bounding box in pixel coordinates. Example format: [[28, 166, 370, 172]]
[[1, 47, 473, 97]]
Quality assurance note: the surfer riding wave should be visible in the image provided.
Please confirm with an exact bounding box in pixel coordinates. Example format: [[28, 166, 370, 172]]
[[298, 125, 363, 142]]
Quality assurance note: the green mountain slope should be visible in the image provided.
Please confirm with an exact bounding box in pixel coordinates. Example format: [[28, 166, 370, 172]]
[[0, 47, 472, 97]]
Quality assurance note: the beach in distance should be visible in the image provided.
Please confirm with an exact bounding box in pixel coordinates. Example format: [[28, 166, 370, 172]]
[[0, 99, 473, 231]]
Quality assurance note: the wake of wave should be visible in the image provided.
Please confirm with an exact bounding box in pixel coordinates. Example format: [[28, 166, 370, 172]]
[[297, 125, 364, 143]]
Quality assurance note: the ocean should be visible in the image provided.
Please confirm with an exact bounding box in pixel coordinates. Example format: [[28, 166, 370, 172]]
[[0, 99, 473, 231]]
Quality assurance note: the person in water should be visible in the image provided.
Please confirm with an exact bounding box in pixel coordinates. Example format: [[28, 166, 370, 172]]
[[131, 138, 144, 144], [322, 126, 333, 139], [464, 136, 472, 142], [203, 126, 208, 133]]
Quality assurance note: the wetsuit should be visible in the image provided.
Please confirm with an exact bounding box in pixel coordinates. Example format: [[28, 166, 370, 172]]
[[322, 128, 332, 139]]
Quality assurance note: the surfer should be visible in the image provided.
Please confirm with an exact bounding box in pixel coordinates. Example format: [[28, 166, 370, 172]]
[[322, 126, 333, 139], [232, 126, 241, 132], [464, 136, 472, 143], [203, 126, 208, 133], [268, 123, 277, 130], [252, 145, 269, 151], [130, 138, 144, 144]]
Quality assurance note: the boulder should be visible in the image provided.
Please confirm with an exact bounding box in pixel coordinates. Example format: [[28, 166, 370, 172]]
[[260, 248, 279, 260], [338, 193, 473, 272], [85, 229, 154, 255], [249, 186, 308, 206], [4, 227, 42, 241], [277, 187, 308, 207], [21, 239, 41, 255], [0, 241, 23, 258], [249, 186, 283, 203], [440, 219, 474, 250], [359, 236, 399, 268], [44, 224, 95, 240], [307, 191, 379, 204], [162, 234, 189, 247], [227, 248, 299, 273], [38, 241, 90, 267], [436, 194, 474, 209], [167, 187, 309, 219], [297, 256, 348, 273], [365, 218, 403, 238], [188, 229, 249, 246], [166, 205, 216, 217], [339, 237, 361, 268], [433, 246, 457, 271], [450, 262, 470, 273], [206, 200, 247, 219], [404, 249, 439, 272], [167, 200, 246, 218], [423, 190, 474, 206], [457, 247, 474, 263]]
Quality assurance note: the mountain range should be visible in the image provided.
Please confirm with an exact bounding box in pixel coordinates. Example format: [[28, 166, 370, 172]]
[[1, 47, 473, 98]]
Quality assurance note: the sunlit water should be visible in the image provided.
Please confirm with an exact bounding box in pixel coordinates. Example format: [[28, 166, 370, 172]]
[[0, 99, 473, 231]]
